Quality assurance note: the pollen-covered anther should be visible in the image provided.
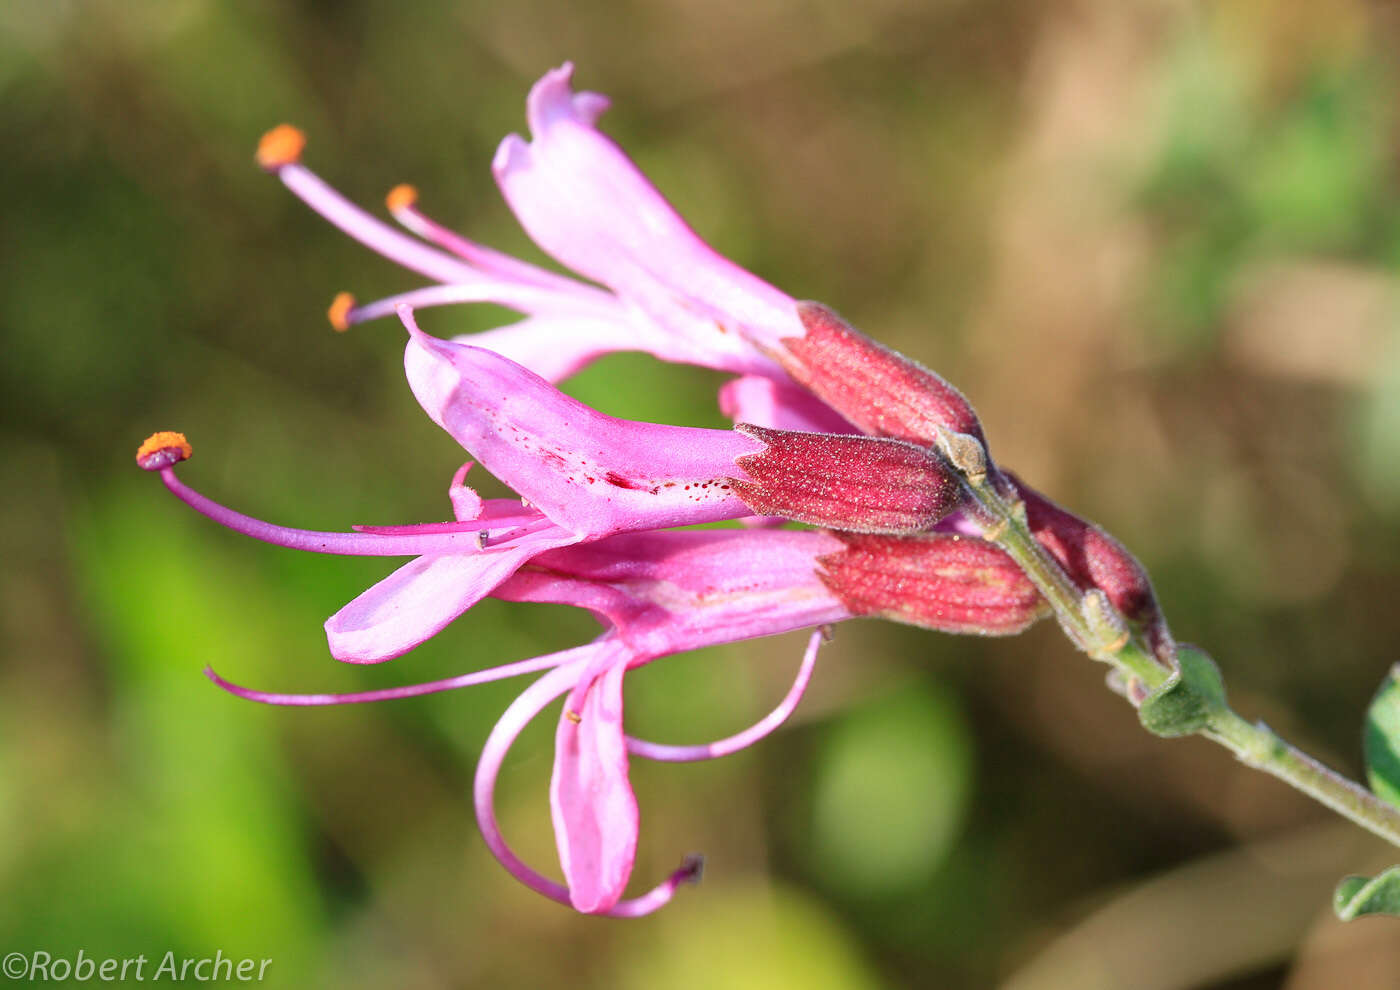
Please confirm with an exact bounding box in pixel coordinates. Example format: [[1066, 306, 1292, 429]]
[[135, 431, 192, 471], [385, 183, 419, 213], [564, 709, 582, 724], [328, 292, 356, 332], [255, 124, 306, 171]]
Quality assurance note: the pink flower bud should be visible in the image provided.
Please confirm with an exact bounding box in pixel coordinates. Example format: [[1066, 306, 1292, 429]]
[[731, 423, 964, 533], [817, 532, 1047, 635], [781, 302, 985, 446], [1010, 474, 1174, 662]]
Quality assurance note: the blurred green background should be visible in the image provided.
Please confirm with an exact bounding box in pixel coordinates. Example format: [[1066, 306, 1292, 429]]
[[4, 0, 1400, 986]]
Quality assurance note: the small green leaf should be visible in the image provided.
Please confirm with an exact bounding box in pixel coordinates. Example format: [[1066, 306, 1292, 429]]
[[1138, 645, 1226, 737], [1334, 867, 1400, 921], [1364, 665, 1400, 809]]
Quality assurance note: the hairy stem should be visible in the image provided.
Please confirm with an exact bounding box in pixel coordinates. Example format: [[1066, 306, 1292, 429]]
[[1206, 710, 1400, 848]]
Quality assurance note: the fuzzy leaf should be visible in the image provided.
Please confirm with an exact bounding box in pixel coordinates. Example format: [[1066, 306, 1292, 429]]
[[1364, 664, 1400, 809]]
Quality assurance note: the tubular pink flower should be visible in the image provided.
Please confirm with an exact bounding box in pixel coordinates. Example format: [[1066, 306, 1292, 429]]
[[208, 527, 850, 913], [399, 306, 761, 538]]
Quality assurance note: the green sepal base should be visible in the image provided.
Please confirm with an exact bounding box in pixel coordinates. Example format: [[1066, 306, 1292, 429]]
[[1137, 645, 1226, 738]]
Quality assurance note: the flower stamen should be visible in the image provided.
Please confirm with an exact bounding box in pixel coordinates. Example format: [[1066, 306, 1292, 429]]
[[139, 447, 562, 556], [204, 643, 593, 706], [626, 628, 822, 762], [384, 183, 593, 295]]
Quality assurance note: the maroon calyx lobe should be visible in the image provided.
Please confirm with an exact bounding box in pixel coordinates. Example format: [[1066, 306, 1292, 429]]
[[1009, 473, 1175, 665], [781, 302, 985, 447], [818, 532, 1047, 635], [731, 423, 963, 534]]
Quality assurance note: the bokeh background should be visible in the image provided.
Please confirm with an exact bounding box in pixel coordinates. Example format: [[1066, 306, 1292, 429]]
[[4, 0, 1400, 986]]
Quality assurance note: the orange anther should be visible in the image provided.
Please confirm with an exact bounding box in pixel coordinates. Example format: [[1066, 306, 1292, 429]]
[[256, 124, 306, 170], [327, 292, 356, 332], [136, 431, 192, 471], [385, 184, 419, 213]]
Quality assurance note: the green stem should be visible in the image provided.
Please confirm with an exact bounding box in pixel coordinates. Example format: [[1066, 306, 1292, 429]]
[[1206, 709, 1400, 848], [938, 435, 1400, 849]]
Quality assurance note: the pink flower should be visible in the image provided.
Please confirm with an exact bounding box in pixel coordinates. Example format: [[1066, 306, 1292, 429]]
[[134, 308, 987, 915], [134, 345, 1022, 915], [137, 62, 1163, 918]]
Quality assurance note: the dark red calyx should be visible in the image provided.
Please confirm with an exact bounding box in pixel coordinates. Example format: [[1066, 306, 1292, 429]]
[[818, 531, 1047, 635], [732, 423, 963, 534], [781, 301, 985, 448]]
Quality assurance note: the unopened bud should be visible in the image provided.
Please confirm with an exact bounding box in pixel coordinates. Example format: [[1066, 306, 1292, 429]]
[[732, 424, 963, 534], [818, 532, 1047, 635], [1010, 473, 1174, 665]]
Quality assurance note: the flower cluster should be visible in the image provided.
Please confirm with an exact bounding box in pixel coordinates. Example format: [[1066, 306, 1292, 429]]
[[139, 64, 1167, 915]]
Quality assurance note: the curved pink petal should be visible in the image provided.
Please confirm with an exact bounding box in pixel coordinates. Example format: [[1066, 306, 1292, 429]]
[[551, 655, 637, 913], [325, 530, 578, 663], [473, 655, 701, 917], [493, 64, 800, 370], [401, 310, 762, 538], [500, 529, 852, 656]]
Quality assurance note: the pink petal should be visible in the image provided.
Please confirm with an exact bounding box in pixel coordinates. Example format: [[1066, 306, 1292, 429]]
[[551, 656, 637, 913], [401, 313, 762, 538], [474, 655, 700, 917], [498, 529, 852, 656], [493, 64, 800, 370], [718, 375, 856, 433], [325, 531, 577, 663], [462, 313, 663, 384]]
